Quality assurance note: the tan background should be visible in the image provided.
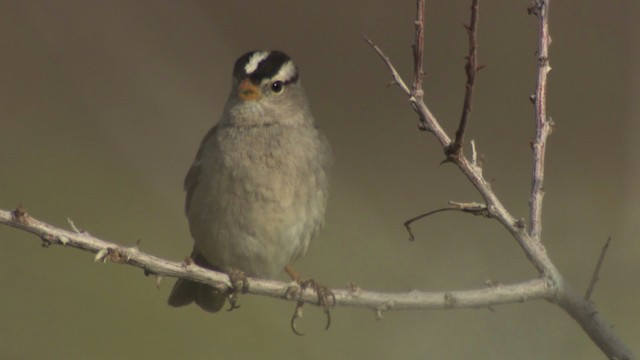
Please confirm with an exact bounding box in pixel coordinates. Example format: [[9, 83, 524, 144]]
[[1, 1, 639, 359]]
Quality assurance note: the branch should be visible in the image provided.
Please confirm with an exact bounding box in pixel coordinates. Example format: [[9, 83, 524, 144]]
[[1, 207, 552, 314], [447, 0, 481, 156], [364, 0, 634, 358], [365, 37, 448, 142], [527, 0, 554, 242], [411, 0, 425, 98], [363, 37, 411, 96]]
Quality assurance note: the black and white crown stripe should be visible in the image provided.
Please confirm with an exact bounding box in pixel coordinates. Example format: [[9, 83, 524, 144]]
[[233, 50, 299, 85], [244, 51, 269, 74]]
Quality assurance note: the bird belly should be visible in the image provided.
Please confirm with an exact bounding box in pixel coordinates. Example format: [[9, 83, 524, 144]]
[[187, 126, 327, 278]]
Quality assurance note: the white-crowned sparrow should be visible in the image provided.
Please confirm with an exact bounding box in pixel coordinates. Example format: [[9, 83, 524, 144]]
[[168, 50, 332, 312]]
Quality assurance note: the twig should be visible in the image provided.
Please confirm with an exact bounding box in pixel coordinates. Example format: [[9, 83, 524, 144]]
[[67, 217, 83, 234], [363, 37, 411, 96], [584, 237, 612, 301], [447, 0, 481, 157], [404, 202, 488, 241], [0, 207, 553, 311], [448, 200, 488, 214], [364, 36, 449, 140], [411, 0, 425, 98], [527, 0, 553, 242], [404, 208, 455, 241]]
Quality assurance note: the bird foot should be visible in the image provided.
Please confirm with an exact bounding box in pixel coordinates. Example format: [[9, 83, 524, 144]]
[[284, 270, 335, 335], [226, 268, 249, 312]]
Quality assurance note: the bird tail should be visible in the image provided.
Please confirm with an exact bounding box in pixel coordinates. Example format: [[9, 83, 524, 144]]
[[167, 251, 226, 313]]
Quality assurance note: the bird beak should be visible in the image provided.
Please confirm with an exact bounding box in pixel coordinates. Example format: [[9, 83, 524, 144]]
[[238, 79, 261, 101]]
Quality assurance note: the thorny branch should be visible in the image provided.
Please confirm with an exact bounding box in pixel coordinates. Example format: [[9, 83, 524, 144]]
[[411, 0, 425, 100], [0, 206, 553, 314], [365, 0, 633, 358], [447, 0, 482, 157], [527, 0, 553, 242], [363, 37, 411, 96]]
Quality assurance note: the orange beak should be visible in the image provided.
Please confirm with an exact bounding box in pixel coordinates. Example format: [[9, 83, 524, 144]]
[[238, 79, 261, 101]]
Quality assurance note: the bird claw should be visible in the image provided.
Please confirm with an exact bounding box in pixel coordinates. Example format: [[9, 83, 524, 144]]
[[290, 300, 306, 336], [286, 278, 335, 335], [226, 294, 241, 311], [226, 269, 249, 312]]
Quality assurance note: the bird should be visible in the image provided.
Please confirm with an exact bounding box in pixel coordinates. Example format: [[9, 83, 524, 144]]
[[168, 50, 332, 312]]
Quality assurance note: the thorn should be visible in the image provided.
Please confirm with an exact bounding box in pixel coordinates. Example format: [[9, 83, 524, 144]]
[[547, 117, 555, 127], [527, 1, 542, 16], [585, 237, 612, 301], [155, 275, 163, 289], [94, 248, 109, 263], [57, 235, 70, 246], [67, 218, 82, 234], [439, 157, 454, 166]]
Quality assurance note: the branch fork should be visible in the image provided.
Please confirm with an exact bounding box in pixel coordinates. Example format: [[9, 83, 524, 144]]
[[364, 0, 632, 358]]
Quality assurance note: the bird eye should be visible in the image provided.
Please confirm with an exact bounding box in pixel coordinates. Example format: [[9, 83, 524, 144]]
[[271, 81, 284, 94]]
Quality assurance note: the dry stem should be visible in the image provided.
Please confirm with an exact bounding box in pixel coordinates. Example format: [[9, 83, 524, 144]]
[[364, 0, 633, 358], [0, 207, 552, 314], [447, 0, 481, 156]]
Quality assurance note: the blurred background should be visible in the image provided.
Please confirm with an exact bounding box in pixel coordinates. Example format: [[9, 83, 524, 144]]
[[1, 1, 639, 359]]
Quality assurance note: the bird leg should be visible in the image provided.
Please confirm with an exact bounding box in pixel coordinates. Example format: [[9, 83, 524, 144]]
[[284, 265, 335, 335]]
